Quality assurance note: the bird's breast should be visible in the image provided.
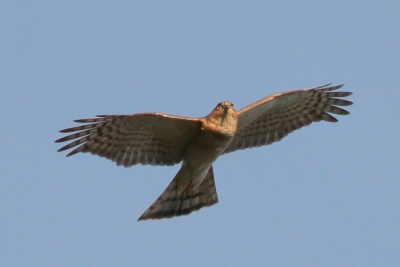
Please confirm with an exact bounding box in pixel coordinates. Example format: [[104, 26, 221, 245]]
[[178, 121, 235, 191], [183, 126, 234, 166]]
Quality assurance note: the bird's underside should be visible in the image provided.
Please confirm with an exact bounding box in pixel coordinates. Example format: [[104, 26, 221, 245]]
[[56, 83, 353, 221]]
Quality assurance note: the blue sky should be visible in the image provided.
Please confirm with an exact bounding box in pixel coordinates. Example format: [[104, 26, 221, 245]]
[[1, 1, 399, 266]]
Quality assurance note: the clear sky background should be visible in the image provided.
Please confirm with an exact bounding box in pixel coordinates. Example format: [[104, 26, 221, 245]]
[[1, 1, 399, 267]]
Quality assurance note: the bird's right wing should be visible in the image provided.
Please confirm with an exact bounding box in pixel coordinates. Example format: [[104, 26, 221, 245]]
[[224, 84, 353, 154], [55, 113, 203, 167]]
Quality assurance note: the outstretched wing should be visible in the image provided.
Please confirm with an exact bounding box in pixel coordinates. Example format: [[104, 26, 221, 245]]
[[224, 84, 353, 154], [56, 113, 203, 167]]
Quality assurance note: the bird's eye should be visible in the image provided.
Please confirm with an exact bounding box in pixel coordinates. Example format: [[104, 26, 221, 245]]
[[230, 103, 235, 110], [216, 103, 222, 110]]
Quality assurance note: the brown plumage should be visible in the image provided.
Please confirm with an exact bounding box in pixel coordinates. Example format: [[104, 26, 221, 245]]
[[56, 84, 353, 221]]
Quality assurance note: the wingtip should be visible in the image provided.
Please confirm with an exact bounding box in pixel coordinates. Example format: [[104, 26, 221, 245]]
[[54, 136, 67, 143], [55, 147, 72, 156], [56, 145, 80, 156], [66, 150, 79, 157], [322, 83, 332, 87], [329, 83, 345, 90], [137, 214, 157, 221]]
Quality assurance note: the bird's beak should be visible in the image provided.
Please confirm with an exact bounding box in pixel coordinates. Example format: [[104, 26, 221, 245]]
[[220, 105, 229, 126]]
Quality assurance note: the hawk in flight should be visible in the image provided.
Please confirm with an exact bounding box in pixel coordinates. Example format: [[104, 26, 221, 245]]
[[56, 84, 353, 221]]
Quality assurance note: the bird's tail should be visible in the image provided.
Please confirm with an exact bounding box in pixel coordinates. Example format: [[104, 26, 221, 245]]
[[137, 166, 219, 221]]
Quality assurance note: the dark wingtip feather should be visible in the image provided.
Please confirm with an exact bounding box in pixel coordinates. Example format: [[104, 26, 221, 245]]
[[59, 128, 72, 133], [57, 143, 71, 152], [325, 84, 344, 91], [333, 99, 353, 106], [59, 126, 80, 133], [337, 92, 353, 97], [66, 150, 80, 157], [321, 112, 338, 122], [317, 83, 332, 88], [336, 83, 345, 88], [55, 135, 72, 143], [74, 118, 100, 123]]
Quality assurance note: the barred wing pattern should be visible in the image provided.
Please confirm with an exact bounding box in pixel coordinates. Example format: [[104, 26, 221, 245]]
[[224, 84, 353, 154], [56, 113, 202, 167]]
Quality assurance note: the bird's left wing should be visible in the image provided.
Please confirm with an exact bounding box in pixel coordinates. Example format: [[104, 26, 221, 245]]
[[56, 113, 203, 167], [224, 84, 353, 154]]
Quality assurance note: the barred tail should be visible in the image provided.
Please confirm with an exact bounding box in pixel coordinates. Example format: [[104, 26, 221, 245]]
[[138, 166, 218, 221]]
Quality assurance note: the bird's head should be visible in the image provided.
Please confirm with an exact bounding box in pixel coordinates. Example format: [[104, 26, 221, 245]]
[[207, 101, 238, 130]]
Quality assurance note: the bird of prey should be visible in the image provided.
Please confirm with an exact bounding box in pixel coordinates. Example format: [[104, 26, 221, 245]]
[[56, 84, 353, 221]]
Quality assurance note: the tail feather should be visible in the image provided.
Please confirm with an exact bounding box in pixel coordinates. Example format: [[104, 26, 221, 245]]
[[138, 166, 218, 221]]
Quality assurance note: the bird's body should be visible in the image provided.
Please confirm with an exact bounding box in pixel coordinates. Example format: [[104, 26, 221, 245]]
[[56, 84, 353, 221], [177, 113, 236, 193], [184, 101, 237, 184]]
